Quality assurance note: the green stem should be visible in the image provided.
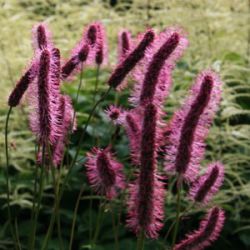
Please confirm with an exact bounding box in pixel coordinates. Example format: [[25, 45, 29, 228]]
[[72, 62, 84, 129], [171, 176, 182, 249], [93, 65, 100, 103], [162, 203, 194, 249], [57, 86, 112, 205], [110, 203, 119, 250], [92, 201, 106, 248], [69, 185, 85, 250], [88, 189, 93, 242], [136, 230, 145, 250], [30, 144, 40, 222], [41, 144, 60, 250], [29, 144, 46, 250], [5, 107, 20, 250]]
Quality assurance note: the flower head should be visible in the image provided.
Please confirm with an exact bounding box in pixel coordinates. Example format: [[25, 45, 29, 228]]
[[29, 48, 62, 145], [95, 22, 108, 65], [130, 28, 188, 107], [127, 104, 165, 238], [61, 44, 89, 80], [189, 162, 224, 204], [118, 29, 132, 62], [86, 147, 125, 199], [8, 63, 38, 107], [32, 23, 52, 51], [108, 29, 155, 89], [174, 207, 225, 250], [165, 70, 222, 182]]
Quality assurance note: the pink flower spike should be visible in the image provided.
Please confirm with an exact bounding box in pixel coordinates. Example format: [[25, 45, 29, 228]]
[[32, 23, 52, 51], [86, 24, 98, 46], [118, 29, 132, 62], [8, 63, 37, 107], [124, 111, 142, 166], [85, 147, 125, 199], [127, 104, 165, 238], [165, 70, 222, 182], [95, 22, 108, 66], [108, 29, 155, 89], [61, 44, 89, 80], [52, 95, 76, 166], [139, 31, 185, 106], [29, 48, 62, 145], [189, 162, 224, 205], [174, 207, 225, 250], [130, 27, 187, 107]]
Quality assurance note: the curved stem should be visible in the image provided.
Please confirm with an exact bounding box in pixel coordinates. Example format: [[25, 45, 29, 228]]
[[5, 107, 20, 250], [171, 176, 183, 249], [69, 185, 85, 250]]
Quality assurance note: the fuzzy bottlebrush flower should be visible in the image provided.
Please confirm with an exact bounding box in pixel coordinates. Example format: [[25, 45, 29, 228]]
[[85, 23, 98, 47], [127, 104, 165, 238], [29, 48, 62, 145], [130, 28, 188, 107], [105, 105, 124, 124], [189, 162, 224, 205], [8, 64, 38, 107], [85, 147, 125, 199], [61, 43, 89, 80], [105, 106, 142, 165], [32, 23, 52, 51], [94, 22, 108, 66], [118, 30, 132, 62], [123, 111, 143, 166], [115, 30, 133, 91], [52, 95, 75, 166], [165, 70, 222, 182], [108, 29, 155, 89], [174, 207, 225, 250]]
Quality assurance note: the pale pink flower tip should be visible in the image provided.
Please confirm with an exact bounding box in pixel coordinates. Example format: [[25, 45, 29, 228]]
[[174, 207, 225, 250], [189, 162, 224, 205], [85, 147, 125, 199]]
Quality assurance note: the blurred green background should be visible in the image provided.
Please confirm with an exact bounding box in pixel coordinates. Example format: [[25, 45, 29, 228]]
[[0, 0, 250, 249]]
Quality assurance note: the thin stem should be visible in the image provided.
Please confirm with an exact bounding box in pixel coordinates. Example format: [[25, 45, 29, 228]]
[[56, 167, 64, 250], [92, 201, 106, 247], [162, 203, 194, 249], [14, 217, 21, 250], [72, 62, 84, 129], [41, 144, 59, 250], [29, 144, 46, 250], [171, 176, 183, 249], [58, 86, 112, 204], [93, 65, 100, 103], [69, 185, 85, 250], [4, 107, 20, 250], [30, 144, 40, 222], [88, 190, 94, 242], [136, 230, 145, 250], [92, 65, 101, 146], [110, 203, 119, 250]]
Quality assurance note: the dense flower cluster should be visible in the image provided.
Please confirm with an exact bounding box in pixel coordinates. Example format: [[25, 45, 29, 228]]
[[8, 21, 225, 249]]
